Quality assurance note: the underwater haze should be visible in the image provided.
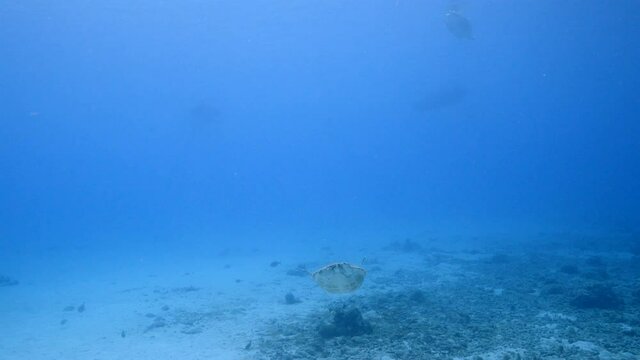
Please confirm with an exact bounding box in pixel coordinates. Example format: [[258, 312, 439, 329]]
[[1, 1, 640, 359]]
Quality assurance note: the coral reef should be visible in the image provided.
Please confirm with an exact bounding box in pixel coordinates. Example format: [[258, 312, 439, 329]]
[[256, 246, 640, 360]]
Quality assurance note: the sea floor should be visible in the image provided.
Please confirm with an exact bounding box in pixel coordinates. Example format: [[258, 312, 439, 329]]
[[1, 234, 639, 360]]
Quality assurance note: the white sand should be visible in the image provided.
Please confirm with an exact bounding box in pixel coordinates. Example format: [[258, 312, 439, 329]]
[[0, 245, 346, 360]]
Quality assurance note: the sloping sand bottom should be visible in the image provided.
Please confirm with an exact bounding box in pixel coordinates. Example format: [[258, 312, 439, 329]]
[[1, 236, 639, 359]]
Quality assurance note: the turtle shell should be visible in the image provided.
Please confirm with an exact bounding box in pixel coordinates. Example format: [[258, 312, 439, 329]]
[[311, 262, 366, 294]]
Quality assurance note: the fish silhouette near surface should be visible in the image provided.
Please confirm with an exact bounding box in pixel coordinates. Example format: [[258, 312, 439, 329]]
[[445, 10, 474, 39], [414, 85, 468, 113]]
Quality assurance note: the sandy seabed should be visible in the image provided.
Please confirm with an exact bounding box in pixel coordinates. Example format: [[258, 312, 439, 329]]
[[1, 235, 639, 360]]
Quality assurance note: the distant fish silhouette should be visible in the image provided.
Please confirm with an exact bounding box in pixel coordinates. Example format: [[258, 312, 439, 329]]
[[445, 10, 473, 39], [189, 101, 220, 128], [414, 85, 468, 112]]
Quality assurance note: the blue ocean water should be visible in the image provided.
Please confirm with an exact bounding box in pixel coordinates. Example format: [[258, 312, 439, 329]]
[[1, 1, 639, 359]]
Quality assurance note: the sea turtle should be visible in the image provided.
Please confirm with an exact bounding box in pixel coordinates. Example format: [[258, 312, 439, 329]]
[[444, 10, 473, 39], [311, 262, 367, 294]]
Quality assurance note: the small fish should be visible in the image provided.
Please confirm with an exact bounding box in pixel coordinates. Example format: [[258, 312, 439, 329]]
[[77, 303, 85, 313], [270, 261, 281, 267], [121, 330, 126, 338]]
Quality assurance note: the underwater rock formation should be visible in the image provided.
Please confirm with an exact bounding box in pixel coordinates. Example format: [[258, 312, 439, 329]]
[[284, 292, 301, 305], [570, 284, 623, 310], [319, 307, 372, 339]]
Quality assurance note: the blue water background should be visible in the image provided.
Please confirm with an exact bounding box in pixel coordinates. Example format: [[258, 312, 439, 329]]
[[1, 1, 639, 257]]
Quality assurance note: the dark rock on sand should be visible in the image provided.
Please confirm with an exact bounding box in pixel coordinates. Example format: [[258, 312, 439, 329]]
[[622, 326, 637, 336], [570, 284, 623, 310], [585, 256, 605, 267], [181, 327, 203, 335], [560, 264, 579, 275], [145, 316, 167, 333], [0, 275, 18, 287], [286, 265, 308, 277], [172, 286, 200, 293], [384, 238, 423, 253], [487, 253, 510, 264], [543, 285, 565, 296], [408, 289, 426, 303], [319, 307, 372, 339], [284, 292, 301, 305], [581, 269, 609, 281]]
